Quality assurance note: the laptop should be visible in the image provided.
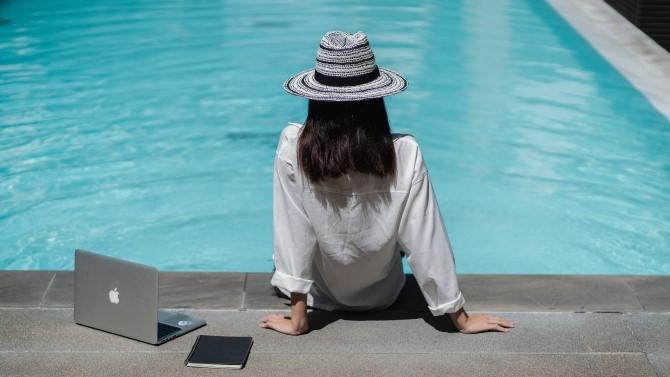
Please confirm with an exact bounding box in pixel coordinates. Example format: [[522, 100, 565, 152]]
[[74, 249, 206, 345]]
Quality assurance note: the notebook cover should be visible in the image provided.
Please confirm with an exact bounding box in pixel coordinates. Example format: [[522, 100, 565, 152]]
[[185, 335, 253, 369]]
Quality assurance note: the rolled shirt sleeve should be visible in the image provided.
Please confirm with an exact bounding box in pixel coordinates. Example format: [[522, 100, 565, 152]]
[[270, 127, 318, 294], [397, 145, 465, 316]]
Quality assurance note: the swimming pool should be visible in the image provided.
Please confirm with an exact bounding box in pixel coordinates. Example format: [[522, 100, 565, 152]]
[[1, 0, 669, 274]]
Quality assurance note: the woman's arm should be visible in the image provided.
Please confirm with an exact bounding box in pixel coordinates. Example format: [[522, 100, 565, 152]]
[[263, 126, 315, 336], [396, 142, 514, 333], [259, 292, 309, 336], [449, 307, 514, 334]]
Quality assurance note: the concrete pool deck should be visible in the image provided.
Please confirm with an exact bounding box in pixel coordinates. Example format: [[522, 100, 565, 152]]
[[1, 272, 670, 376]]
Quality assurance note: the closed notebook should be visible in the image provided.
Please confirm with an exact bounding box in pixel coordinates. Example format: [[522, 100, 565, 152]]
[[184, 335, 253, 369]]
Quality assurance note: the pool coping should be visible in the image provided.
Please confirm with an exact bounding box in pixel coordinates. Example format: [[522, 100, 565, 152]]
[[547, 0, 670, 121], [2, 271, 669, 313]]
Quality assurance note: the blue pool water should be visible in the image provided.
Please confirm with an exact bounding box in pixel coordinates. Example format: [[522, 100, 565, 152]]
[[1, 0, 669, 274]]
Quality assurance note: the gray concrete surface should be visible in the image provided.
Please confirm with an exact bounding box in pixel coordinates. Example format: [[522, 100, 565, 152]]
[[1, 271, 669, 376], [0, 308, 667, 376]]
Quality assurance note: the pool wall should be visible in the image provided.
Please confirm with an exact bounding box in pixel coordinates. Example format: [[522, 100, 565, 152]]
[[548, 0, 670, 121], [604, 0, 670, 52]]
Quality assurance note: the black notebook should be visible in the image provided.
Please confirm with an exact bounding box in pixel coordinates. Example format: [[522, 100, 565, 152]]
[[184, 335, 253, 369]]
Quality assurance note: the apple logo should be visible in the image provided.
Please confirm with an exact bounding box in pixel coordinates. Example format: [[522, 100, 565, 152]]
[[108, 288, 120, 304]]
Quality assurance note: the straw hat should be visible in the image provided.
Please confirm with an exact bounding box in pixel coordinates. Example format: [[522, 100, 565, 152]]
[[283, 31, 407, 101]]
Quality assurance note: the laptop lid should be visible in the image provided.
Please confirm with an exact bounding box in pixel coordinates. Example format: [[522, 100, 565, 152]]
[[74, 249, 159, 344]]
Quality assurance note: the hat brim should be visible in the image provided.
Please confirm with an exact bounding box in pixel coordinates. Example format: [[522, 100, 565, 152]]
[[283, 67, 407, 101]]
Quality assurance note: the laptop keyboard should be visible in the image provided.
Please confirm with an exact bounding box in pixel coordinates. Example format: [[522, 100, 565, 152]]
[[157, 322, 180, 339]]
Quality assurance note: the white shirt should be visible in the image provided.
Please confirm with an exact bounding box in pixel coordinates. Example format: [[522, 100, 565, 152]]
[[270, 123, 465, 316]]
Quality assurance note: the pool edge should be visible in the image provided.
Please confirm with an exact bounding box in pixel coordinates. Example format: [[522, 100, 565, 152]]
[[2, 271, 669, 312], [547, 0, 670, 121]]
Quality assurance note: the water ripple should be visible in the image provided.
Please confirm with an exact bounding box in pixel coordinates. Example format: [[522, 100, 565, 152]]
[[1, 0, 669, 273]]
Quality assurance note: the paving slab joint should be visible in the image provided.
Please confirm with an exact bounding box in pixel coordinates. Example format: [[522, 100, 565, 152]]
[[625, 280, 647, 311], [241, 272, 248, 310], [38, 272, 57, 309]]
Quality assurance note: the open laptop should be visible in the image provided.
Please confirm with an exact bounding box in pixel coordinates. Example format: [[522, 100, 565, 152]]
[[74, 249, 206, 345]]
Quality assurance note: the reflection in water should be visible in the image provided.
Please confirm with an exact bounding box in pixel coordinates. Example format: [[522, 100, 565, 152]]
[[224, 131, 279, 144]]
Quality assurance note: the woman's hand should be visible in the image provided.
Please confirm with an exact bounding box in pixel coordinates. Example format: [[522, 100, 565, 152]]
[[259, 314, 308, 335], [259, 291, 309, 336], [449, 308, 514, 334]]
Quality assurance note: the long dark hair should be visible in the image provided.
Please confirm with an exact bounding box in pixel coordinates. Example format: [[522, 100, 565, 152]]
[[297, 97, 396, 184]]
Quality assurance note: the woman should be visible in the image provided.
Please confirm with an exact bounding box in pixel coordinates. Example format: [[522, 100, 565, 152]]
[[260, 31, 514, 335]]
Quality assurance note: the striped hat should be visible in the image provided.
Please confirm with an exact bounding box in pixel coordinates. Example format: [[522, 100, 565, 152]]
[[283, 31, 407, 101]]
